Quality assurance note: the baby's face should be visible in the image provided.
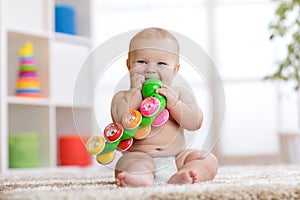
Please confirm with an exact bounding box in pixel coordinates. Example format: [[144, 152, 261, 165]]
[[127, 47, 180, 86]]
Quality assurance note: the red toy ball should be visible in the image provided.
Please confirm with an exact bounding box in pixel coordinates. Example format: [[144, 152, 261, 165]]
[[117, 138, 134, 151], [104, 122, 123, 142]]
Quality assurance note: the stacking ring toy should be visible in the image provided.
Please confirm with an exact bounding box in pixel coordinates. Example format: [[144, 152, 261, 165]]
[[142, 78, 162, 98], [86, 136, 105, 155], [140, 96, 161, 117], [96, 151, 116, 165], [117, 138, 134, 151], [122, 110, 142, 130], [152, 109, 169, 127], [86, 78, 170, 165], [104, 122, 123, 142], [134, 125, 151, 139]]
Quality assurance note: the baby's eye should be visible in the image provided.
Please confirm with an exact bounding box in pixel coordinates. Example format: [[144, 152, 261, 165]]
[[157, 62, 167, 66], [137, 60, 147, 64]]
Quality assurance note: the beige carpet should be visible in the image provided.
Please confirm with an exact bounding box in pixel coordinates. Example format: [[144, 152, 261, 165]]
[[1, 165, 300, 200]]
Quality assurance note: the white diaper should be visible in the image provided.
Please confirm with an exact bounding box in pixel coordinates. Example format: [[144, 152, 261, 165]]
[[153, 157, 178, 184]]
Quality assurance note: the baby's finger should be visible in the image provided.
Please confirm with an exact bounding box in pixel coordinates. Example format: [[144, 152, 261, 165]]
[[156, 88, 177, 101], [157, 88, 178, 109], [157, 86, 176, 97]]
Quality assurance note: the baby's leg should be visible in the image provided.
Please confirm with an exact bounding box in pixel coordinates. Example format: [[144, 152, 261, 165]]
[[115, 152, 155, 187], [167, 149, 218, 184]]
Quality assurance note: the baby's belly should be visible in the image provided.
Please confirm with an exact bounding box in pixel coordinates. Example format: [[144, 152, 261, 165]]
[[128, 120, 186, 157]]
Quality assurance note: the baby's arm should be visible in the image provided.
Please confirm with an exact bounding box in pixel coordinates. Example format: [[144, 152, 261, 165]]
[[157, 86, 203, 131], [111, 88, 143, 123], [111, 74, 145, 123]]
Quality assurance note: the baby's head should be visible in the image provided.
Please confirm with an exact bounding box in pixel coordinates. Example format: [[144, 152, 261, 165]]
[[129, 27, 179, 56], [127, 28, 180, 86]]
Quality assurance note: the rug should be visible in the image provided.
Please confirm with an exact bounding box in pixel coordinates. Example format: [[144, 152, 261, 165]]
[[1, 165, 300, 200]]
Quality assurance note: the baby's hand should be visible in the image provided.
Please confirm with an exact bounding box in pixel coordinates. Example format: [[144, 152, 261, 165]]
[[130, 74, 145, 89], [156, 85, 179, 109]]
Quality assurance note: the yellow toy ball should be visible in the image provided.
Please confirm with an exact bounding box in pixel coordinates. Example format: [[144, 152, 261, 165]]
[[96, 151, 116, 165], [86, 136, 105, 155]]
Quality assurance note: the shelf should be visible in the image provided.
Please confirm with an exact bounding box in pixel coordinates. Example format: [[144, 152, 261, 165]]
[[1, 0, 93, 172], [53, 32, 92, 46], [7, 30, 92, 47], [56, 106, 92, 136], [55, 0, 91, 38], [50, 40, 91, 106], [6, 0, 49, 33], [6, 165, 95, 174], [7, 29, 50, 39], [8, 104, 50, 168], [7, 96, 50, 106], [54, 102, 91, 109]]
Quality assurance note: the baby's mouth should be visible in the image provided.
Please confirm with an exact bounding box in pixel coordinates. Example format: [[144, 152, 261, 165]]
[[145, 75, 160, 80]]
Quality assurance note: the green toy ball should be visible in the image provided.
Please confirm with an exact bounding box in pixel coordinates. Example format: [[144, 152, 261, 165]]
[[142, 78, 162, 98]]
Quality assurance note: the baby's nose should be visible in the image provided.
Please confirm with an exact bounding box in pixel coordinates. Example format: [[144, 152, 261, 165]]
[[145, 64, 157, 73]]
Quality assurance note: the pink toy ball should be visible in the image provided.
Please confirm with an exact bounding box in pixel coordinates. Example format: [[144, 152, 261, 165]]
[[152, 109, 170, 127], [104, 122, 123, 142], [117, 138, 134, 151], [140, 96, 161, 117]]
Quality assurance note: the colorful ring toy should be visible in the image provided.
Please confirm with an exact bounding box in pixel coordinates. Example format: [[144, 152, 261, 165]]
[[86, 136, 105, 155], [117, 138, 134, 151], [104, 122, 123, 142], [86, 78, 170, 165], [142, 78, 162, 98], [134, 125, 151, 139], [96, 151, 116, 165], [152, 109, 170, 127], [140, 96, 161, 117], [122, 110, 142, 130]]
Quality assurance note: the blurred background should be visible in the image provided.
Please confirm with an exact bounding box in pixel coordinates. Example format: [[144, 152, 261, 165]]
[[1, 0, 299, 172], [91, 0, 300, 165]]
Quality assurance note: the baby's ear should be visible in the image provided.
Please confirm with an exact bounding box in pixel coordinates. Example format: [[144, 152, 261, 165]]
[[174, 64, 180, 73], [126, 59, 130, 70]]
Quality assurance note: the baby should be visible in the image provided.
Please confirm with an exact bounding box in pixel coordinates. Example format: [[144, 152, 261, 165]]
[[111, 27, 218, 187]]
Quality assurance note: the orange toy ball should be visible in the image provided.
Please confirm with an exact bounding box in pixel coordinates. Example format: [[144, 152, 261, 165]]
[[122, 110, 142, 130]]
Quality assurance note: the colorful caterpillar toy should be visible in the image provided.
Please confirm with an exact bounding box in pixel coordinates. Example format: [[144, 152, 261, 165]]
[[86, 78, 169, 165]]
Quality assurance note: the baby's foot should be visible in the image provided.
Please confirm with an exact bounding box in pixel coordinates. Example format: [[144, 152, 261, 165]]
[[167, 169, 199, 184], [116, 172, 154, 187]]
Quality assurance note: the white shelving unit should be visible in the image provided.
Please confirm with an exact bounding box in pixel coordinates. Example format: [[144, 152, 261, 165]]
[[0, 0, 94, 172]]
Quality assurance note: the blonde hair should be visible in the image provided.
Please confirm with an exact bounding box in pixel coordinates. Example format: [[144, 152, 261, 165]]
[[129, 27, 180, 54]]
